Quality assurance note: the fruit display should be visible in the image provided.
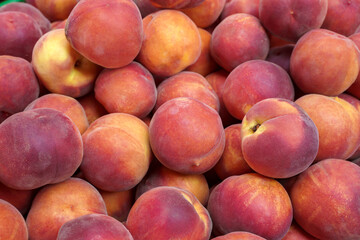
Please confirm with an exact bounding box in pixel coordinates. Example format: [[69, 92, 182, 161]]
[[1, 0, 360, 239]]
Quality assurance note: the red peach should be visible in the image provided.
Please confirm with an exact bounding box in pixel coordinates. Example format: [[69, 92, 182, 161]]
[[221, 0, 259, 19], [211, 231, 266, 240], [266, 44, 295, 74], [77, 92, 108, 124], [0, 182, 36, 215]]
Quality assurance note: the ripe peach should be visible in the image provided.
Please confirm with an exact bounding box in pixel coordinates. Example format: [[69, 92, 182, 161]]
[[0, 108, 83, 190], [290, 159, 360, 239], [210, 13, 270, 72], [0, 182, 36, 215], [149, 97, 225, 174], [77, 92, 108, 124], [100, 189, 134, 222], [0, 199, 28, 240], [282, 222, 318, 240], [223, 60, 295, 120], [149, 0, 204, 9], [66, 0, 143, 68], [126, 186, 212, 240], [266, 44, 294, 74], [26, 178, 107, 240], [221, 0, 260, 19], [290, 29, 360, 96], [211, 231, 266, 240], [94, 61, 157, 118], [295, 94, 360, 161], [34, 0, 77, 21], [207, 173, 293, 239]]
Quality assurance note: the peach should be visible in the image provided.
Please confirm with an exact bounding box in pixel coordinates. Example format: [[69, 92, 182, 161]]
[[290, 29, 360, 96], [0, 199, 28, 240], [135, 165, 210, 205], [282, 222, 318, 240], [0, 108, 83, 190], [34, 0, 77, 21], [221, 0, 260, 19], [155, 71, 220, 112], [25, 93, 89, 134], [347, 32, 360, 98], [210, 13, 270, 72], [180, 0, 226, 28], [77, 92, 108, 124], [137, 9, 201, 77], [65, 0, 143, 69], [223, 60, 295, 120], [94, 62, 157, 118], [211, 231, 266, 240], [0, 56, 39, 116], [270, 33, 294, 47], [149, 97, 225, 174], [214, 124, 253, 180], [207, 173, 293, 239], [81, 113, 151, 191], [26, 178, 107, 240], [149, 0, 204, 9], [51, 19, 67, 29], [295, 94, 360, 161], [0, 2, 51, 34], [241, 98, 319, 178], [126, 186, 212, 240], [133, 0, 159, 17], [290, 159, 360, 239], [259, 0, 328, 42], [0, 182, 36, 215], [32, 29, 101, 98], [0, 11, 42, 62], [185, 28, 219, 76], [57, 214, 134, 240], [100, 189, 134, 222], [266, 44, 295, 74]]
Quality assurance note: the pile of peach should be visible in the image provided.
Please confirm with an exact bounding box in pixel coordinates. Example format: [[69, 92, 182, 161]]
[[1, 0, 360, 239]]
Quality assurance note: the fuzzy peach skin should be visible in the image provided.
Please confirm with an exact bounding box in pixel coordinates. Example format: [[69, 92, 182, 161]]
[[0, 11, 42, 62], [135, 165, 210, 205], [26, 178, 107, 240], [266, 44, 294, 74], [290, 29, 360, 96], [241, 98, 319, 178], [185, 28, 219, 76], [94, 61, 157, 118], [223, 60, 295, 120], [0, 2, 51, 34], [137, 9, 201, 77], [149, 0, 204, 8], [207, 173, 293, 240], [25, 93, 89, 134], [81, 113, 151, 191], [34, 0, 77, 21], [57, 214, 134, 240], [290, 159, 360, 239], [295, 94, 360, 161], [214, 124, 253, 180], [155, 71, 220, 112], [149, 97, 225, 174], [180, 0, 226, 28], [65, 0, 143, 69], [347, 32, 360, 98], [0, 199, 28, 240], [77, 92, 108, 124], [0, 56, 39, 116], [210, 13, 270, 72], [259, 0, 328, 42], [32, 29, 101, 98], [100, 189, 134, 222], [211, 231, 266, 240], [221, 0, 260, 19], [321, 0, 360, 36], [0, 108, 83, 190], [282, 222, 318, 240], [126, 186, 212, 240]]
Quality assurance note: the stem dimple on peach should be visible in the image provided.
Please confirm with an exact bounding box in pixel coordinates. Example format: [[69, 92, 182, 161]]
[[251, 123, 261, 133]]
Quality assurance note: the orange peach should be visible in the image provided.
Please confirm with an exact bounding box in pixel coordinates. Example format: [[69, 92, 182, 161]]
[[241, 98, 319, 178], [290, 159, 360, 239], [0, 182, 36, 215], [211, 231, 266, 240], [77, 92, 108, 124], [149, 97, 225, 174], [26, 178, 107, 240], [126, 186, 212, 240], [0, 108, 83, 190], [290, 29, 360, 96], [100, 189, 134, 222], [210, 13, 270, 72], [137, 9, 201, 77], [266, 44, 294, 74], [221, 0, 260, 19], [34, 0, 77, 21], [295, 94, 360, 161], [0, 199, 28, 240], [94, 61, 157, 118], [207, 173, 293, 239]]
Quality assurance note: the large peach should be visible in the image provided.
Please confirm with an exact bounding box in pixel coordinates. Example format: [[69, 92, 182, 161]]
[[290, 159, 360, 239], [0, 108, 83, 190], [149, 97, 225, 174], [0, 199, 28, 240], [295, 94, 360, 161], [65, 0, 143, 68], [223, 60, 295, 120], [77, 92, 108, 124], [137, 9, 201, 77], [94, 61, 157, 118], [241, 98, 319, 178], [210, 13, 270, 72], [221, 0, 260, 19], [126, 186, 212, 240], [211, 231, 266, 240], [207, 173, 293, 239], [34, 0, 77, 21], [290, 29, 360, 96], [26, 178, 107, 240], [100, 189, 134, 222]]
